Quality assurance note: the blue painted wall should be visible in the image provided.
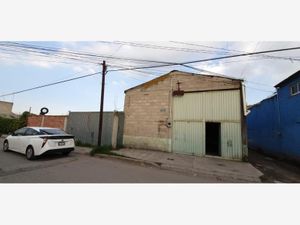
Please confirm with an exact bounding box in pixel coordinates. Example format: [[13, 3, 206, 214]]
[[247, 76, 300, 162]]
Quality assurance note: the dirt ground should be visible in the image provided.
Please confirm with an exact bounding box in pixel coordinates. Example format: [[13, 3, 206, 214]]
[[248, 149, 300, 183]]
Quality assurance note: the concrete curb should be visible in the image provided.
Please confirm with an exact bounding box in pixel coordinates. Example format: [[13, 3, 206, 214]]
[[92, 153, 262, 182], [93, 153, 160, 168]]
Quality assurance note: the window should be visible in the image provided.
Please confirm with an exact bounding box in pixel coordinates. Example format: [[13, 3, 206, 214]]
[[290, 83, 300, 96], [25, 128, 39, 136], [14, 127, 27, 136], [39, 128, 66, 135]]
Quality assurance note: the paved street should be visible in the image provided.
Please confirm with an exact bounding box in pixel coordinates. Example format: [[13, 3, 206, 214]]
[[0, 138, 224, 183], [1, 137, 300, 183]]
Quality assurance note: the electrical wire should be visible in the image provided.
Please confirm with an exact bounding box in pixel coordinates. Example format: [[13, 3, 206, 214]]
[[246, 86, 275, 93], [108, 46, 300, 72], [0, 71, 101, 98], [100, 41, 226, 55], [0, 42, 179, 66], [171, 41, 300, 62], [245, 80, 273, 87], [1, 43, 298, 97]]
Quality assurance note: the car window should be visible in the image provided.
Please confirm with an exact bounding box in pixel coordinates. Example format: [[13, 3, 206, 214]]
[[14, 127, 27, 136], [39, 128, 66, 135], [25, 128, 39, 136]]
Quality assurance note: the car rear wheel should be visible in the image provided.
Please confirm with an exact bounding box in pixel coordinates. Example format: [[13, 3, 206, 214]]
[[26, 146, 35, 160], [3, 141, 9, 152]]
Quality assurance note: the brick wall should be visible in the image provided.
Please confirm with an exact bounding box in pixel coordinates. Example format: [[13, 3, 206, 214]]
[[123, 71, 241, 151], [27, 115, 68, 130]]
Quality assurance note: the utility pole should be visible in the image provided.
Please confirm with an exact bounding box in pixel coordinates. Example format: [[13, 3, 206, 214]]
[[98, 60, 107, 146]]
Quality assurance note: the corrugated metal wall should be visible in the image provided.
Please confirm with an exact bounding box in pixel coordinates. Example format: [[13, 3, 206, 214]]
[[172, 121, 205, 155], [172, 90, 243, 160], [247, 76, 300, 162], [173, 90, 241, 121], [221, 123, 242, 159], [66, 112, 124, 146]]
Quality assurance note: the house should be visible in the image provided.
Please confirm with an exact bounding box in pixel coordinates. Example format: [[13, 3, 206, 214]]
[[247, 70, 300, 162], [0, 100, 17, 118], [123, 70, 248, 161]]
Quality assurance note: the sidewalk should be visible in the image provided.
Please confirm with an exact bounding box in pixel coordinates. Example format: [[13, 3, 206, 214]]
[[112, 148, 263, 182]]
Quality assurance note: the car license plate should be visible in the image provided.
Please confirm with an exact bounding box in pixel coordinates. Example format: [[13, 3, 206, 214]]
[[58, 141, 65, 146]]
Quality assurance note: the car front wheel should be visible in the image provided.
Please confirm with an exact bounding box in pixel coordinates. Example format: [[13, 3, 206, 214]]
[[3, 141, 9, 152], [26, 146, 35, 160]]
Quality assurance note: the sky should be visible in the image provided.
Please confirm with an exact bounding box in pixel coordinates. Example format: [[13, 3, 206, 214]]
[[0, 41, 300, 115]]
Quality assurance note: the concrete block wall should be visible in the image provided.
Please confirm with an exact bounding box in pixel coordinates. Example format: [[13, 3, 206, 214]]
[[0, 101, 13, 117], [123, 71, 241, 152]]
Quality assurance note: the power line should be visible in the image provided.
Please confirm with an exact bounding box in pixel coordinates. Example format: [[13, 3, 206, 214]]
[[0, 51, 96, 66], [240, 42, 260, 79], [0, 71, 101, 98], [0, 45, 100, 65], [2, 41, 300, 76], [101, 41, 225, 55], [0, 69, 275, 99], [1, 43, 298, 98], [0, 42, 223, 73], [245, 80, 273, 87], [171, 41, 236, 54], [109, 63, 245, 85], [108, 46, 300, 72], [171, 41, 300, 62], [130, 41, 299, 64], [0, 42, 179, 66], [246, 86, 275, 93]]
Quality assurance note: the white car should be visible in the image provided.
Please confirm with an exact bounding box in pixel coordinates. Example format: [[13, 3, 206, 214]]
[[2, 127, 75, 160]]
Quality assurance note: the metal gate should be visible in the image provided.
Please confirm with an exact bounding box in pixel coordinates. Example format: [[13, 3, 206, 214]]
[[172, 120, 205, 155], [171, 90, 242, 159]]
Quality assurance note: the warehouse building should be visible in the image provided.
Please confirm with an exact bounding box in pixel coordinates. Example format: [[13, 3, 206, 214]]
[[247, 70, 300, 163], [123, 70, 248, 161]]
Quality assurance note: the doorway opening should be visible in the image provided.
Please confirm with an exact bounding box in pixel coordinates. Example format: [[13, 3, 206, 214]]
[[205, 122, 221, 156]]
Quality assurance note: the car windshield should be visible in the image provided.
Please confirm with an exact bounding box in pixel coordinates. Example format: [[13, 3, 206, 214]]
[[39, 128, 66, 135]]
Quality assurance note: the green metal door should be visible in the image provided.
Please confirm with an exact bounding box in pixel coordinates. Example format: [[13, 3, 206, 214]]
[[172, 120, 204, 155]]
